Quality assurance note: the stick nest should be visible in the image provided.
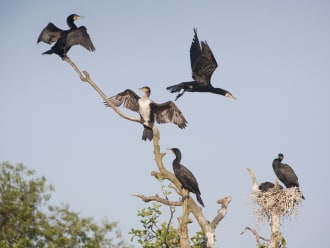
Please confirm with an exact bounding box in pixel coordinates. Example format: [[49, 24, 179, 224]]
[[251, 187, 303, 223]]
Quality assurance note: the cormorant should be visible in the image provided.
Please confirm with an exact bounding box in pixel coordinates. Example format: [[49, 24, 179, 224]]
[[167, 148, 204, 207], [259, 181, 283, 192], [166, 28, 235, 101], [272, 153, 305, 199], [37, 14, 95, 59], [106, 87, 187, 141]]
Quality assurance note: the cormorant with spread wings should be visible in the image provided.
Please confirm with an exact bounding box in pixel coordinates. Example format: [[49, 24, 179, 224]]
[[106, 87, 187, 141], [37, 14, 95, 59]]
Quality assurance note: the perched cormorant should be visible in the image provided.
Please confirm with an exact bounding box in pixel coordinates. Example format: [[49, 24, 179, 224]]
[[106, 87, 187, 141], [167, 148, 204, 207], [166, 28, 235, 101], [272, 153, 305, 199], [259, 181, 283, 192], [37, 14, 95, 59]]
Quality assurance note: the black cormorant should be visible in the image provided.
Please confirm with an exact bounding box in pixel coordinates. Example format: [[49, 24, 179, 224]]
[[106, 87, 187, 141], [272, 153, 305, 199], [37, 14, 95, 59], [166, 28, 235, 101], [259, 181, 283, 192], [167, 148, 204, 207]]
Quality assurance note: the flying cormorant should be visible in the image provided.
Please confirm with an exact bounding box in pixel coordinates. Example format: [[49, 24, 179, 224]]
[[166, 28, 235, 101], [37, 14, 95, 59], [167, 148, 204, 207], [106, 87, 187, 141], [272, 153, 305, 199]]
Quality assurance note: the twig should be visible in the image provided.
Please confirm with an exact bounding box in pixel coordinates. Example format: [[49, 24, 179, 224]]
[[240, 226, 270, 245], [133, 194, 183, 207]]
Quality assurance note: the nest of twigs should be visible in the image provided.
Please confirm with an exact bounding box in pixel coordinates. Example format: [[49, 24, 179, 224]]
[[251, 187, 304, 223]]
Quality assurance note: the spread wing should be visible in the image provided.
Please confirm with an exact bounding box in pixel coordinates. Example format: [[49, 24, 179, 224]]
[[190, 28, 202, 70], [37, 23, 63, 44], [152, 101, 187, 128], [105, 89, 140, 112], [66, 27, 95, 51], [190, 30, 218, 85]]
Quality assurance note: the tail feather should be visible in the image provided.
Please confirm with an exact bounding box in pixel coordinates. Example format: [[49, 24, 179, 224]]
[[142, 126, 153, 141], [196, 193, 205, 207], [166, 84, 182, 93], [42, 49, 53, 55]]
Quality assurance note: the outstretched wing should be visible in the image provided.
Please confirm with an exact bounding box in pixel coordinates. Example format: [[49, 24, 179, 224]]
[[190, 31, 218, 85], [37, 23, 63, 44], [190, 28, 202, 70], [66, 27, 96, 51], [152, 101, 187, 128], [105, 89, 140, 112]]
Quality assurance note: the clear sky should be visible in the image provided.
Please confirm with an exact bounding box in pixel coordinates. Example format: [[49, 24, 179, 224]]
[[1, 1, 329, 247]]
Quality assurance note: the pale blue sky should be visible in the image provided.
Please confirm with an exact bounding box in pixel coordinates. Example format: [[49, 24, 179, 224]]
[[1, 1, 329, 247]]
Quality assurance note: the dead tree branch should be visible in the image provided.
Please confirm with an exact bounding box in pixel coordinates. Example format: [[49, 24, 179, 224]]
[[133, 194, 183, 206], [64, 57, 140, 123], [240, 226, 270, 246]]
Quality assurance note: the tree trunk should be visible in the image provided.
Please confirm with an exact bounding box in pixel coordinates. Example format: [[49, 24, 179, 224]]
[[269, 212, 281, 248]]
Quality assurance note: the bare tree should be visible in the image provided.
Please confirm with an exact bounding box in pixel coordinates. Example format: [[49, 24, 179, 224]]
[[64, 57, 232, 248]]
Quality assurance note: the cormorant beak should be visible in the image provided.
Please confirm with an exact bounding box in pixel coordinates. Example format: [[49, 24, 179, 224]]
[[166, 148, 174, 153], [139, 87, 148, 93], [74, 15, 84, 21], [225, 92, 236, 100]]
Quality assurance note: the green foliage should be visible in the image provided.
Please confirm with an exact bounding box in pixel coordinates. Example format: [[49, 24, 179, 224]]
[[0, 161, 132, 248], [190, 231, 207, 248], [130, 202, 207, 248], [130, 203, 179, 247]]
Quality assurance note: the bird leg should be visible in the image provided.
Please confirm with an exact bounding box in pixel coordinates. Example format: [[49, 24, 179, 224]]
[[175, 91, 185, 101]]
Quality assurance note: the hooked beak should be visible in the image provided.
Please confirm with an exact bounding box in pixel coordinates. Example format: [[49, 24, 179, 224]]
[[166, 148, 174, 153], [225, 92, 236, 100]]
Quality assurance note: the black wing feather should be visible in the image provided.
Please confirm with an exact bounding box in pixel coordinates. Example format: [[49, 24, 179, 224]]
[[151, 101, 187, 128], [37, 23, 63, 44], [190, 28, 202, 70], [278, 164, 299, 188], [191, 41, 218, 85], [65, 27, 95, 51], [106, 89, 140, 112]]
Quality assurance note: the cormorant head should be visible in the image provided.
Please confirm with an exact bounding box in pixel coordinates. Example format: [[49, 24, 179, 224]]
[[67, 14, 81, 29], [139, 86, 151, 96], [167, 148, 181, 157], [67, 14, 81, 21], [278, 153, 284, 161]]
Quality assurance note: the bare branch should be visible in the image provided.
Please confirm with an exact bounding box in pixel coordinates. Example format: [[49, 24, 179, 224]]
[[64, 56, 140, 123], [247, 168, 259, 192], [240, 226, 270, 245], [133, 194, 183, 207], [210, 196, 232, 229]]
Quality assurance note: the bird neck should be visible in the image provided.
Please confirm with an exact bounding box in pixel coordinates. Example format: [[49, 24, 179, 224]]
[[210, 87, 227, 96], [173, 154, 181, 166], [67, 20, 77, 29], [272, 159, 280, 169]]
